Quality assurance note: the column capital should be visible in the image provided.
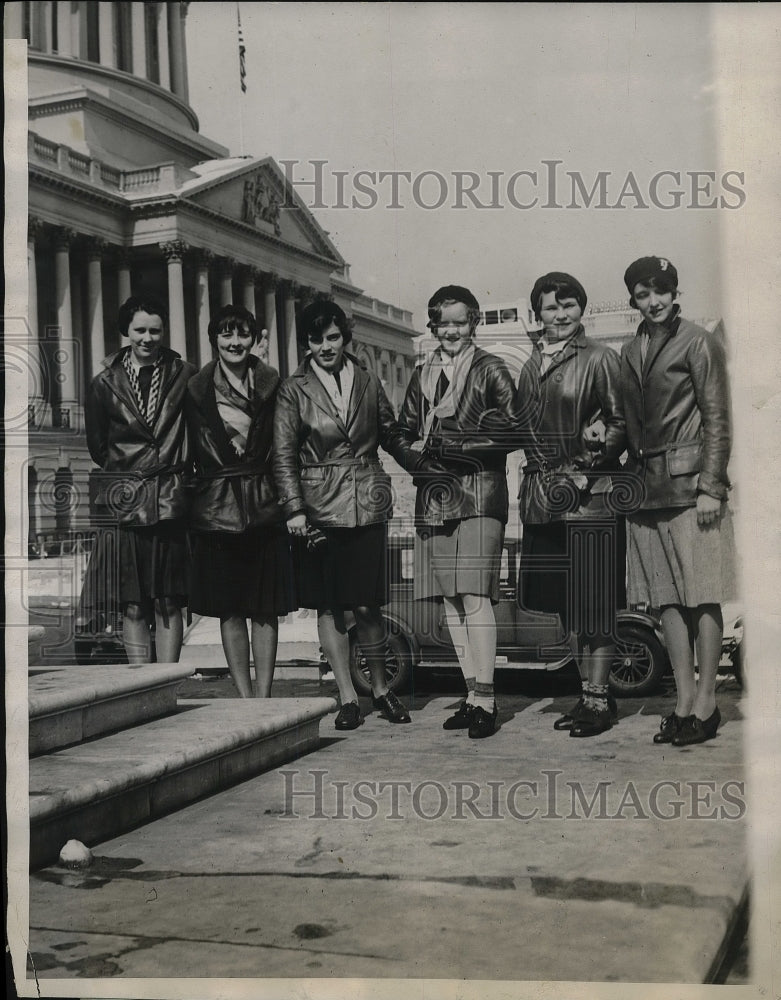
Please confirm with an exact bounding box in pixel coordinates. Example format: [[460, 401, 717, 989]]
[[217, 257, 236, 277], [160, 239, 188, 262], [28, 216, 45, 241], [114, 246, 133, 267], [263, 273, 280, 292], [53, 227, 79, 251], [281, 278, 300, 297], [242, 265, 263, 285], [193, 248, 216, 269], [85, 237, 112, 261]]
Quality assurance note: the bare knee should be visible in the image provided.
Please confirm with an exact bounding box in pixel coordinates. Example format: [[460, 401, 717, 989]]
[[123, 602, 150, 623], [154, 598, 181, 619]]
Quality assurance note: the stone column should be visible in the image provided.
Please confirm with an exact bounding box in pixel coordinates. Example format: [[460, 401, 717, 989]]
[[283, 281, 300, 376], [218, 260, 234, 307], [116, 249, 132, 305], [194, 249, 213, 366], [27, 217, 45, 425], [98, 2, 115, 67], [263, 275, 280, 372], [131, 2, 146, 77], [86, 239, 109, 377], [242, 267, 259, 317], [167, 1, 189, 101], [156, 1, 171, 90], [160, 240, 188, 359], [55, 0, 72, 56], [53, 228, 79, 428]]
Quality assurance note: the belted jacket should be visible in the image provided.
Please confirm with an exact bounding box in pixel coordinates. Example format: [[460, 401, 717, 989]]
[[620, 310, 731, 510], [185, 357, 284, 533], [516, 329, 627, 524], [85, 347, 196, 527], [397, 347, 523, 526], [273, 353, 417, 528]]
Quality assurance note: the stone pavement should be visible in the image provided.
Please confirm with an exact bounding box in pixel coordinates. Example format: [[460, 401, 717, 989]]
[[25, 687, 748, 987]]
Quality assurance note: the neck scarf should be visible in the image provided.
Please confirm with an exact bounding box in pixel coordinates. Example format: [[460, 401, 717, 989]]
[[123, 349, 163, 425], [419, 344, 476, 444], [214, 360, 255, 457], [310, 356, 354, 424]]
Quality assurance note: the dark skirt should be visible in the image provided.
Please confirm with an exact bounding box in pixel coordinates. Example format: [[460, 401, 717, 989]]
[[189, 526, 295, 619], [519, 517, 627, 639], [293, 521, 388, 611], [79, 519, 190, 611]]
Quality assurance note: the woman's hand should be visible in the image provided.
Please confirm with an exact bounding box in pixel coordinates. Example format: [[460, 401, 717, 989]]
[[582, 419, 606, 452], [286, 513, 308, 538], [696, 493, 722, 527]]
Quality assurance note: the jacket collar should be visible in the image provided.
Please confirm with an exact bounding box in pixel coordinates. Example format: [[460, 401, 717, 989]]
[[188, 355, 279, 409], [293, 351, 370, 434], [101, 346, 184, 431], [536, 326, 586, 379], [627, 305, 682, 382]]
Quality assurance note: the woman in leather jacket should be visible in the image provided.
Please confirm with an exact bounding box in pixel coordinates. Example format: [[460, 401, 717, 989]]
[[397, 285, 522, 740], [273, 300, 416, 730], [620, 256, 736, 747], [517, 272, 627, 738], [185, 305, 293, 697], [82, 295, 195, 663]]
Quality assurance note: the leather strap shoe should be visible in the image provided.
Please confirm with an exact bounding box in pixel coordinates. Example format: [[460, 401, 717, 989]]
[[672, 707, 721, 746], [468, 704, 498, 740], [372, 690, 411, 723], [334, 701, 363, 731], [570, 705, 613, 738], [653, 712, 684, 744], [443, 700, 473, 730], [554, 694, 618, 731]]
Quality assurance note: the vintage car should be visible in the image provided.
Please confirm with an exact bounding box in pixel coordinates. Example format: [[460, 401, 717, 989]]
[[347, 533, 744, 699]]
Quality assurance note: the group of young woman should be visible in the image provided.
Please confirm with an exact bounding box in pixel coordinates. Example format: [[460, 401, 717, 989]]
[[81, 254, 736, 748]]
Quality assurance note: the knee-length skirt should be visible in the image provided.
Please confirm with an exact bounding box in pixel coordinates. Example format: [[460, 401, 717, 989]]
[[519, 517, 627, 637], [293, 521, 388, 611], [627, 503, 737, 607], [79, 518, 190, 612], [189, 525, 295, 619], [414, 516, 504, 603]]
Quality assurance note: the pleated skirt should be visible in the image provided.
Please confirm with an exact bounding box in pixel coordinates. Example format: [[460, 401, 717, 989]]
[[189, 525, 295, 618], [293, 521, 388, 611], [414, 516, 504, 603]]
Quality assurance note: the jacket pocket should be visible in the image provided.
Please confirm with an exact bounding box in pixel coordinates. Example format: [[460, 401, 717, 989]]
[[667, 441, 702, 477]]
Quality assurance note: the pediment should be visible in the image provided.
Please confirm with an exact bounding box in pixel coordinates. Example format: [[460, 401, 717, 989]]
[[180, 157, 343, 264]]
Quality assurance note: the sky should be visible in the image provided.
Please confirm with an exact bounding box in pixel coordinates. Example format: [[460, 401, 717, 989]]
[[187, 3, 733, 324]]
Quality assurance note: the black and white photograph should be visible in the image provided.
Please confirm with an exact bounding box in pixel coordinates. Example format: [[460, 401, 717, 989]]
[[4, 2, 780, 997]]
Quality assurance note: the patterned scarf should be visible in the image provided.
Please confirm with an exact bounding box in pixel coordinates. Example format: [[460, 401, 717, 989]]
[[214, 361, 254, 458], [419, 344, 476, 445], [122, 349, 163, 425]]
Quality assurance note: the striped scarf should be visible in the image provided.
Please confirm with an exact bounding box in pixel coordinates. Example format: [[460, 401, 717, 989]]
[[123, 349, 163, 425]]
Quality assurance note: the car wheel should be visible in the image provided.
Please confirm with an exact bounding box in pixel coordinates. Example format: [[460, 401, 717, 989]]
[[349, 620, 412, 696], [609, 623, 668, 698]]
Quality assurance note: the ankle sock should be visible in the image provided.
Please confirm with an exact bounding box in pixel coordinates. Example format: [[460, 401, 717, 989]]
[[465, 676, 476, 706], [473, 681, 495, 712], [584, 681, 609, 711]]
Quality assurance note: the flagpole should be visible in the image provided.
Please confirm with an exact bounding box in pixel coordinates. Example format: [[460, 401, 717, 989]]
[[237, 1, 246, 156]]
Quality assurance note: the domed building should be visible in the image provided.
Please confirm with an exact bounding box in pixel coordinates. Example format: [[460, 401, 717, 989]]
[[6, 1, 421, 540]]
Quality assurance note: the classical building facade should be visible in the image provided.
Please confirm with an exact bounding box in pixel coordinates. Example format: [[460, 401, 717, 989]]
[[6, 1, 421, 536]]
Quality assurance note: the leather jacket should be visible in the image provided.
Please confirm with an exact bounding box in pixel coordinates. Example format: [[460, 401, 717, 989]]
[[517, 329, 627, 524], [85, 347, 195, 527], [185, 357, 284, 533], [273, 353, 416, 528], [620, 311, 731, 510], [397, 347, 522, 526]]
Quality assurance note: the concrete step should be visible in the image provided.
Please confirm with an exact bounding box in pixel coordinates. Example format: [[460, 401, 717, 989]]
[[29, 696, 335, 870], [29, 663, 196, 755]]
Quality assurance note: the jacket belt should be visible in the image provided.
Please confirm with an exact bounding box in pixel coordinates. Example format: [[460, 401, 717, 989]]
[[629, 439, 699, 461], [195, 463, 269, 480], [302, 456, 377, 469], [96, 461, 189, 481]]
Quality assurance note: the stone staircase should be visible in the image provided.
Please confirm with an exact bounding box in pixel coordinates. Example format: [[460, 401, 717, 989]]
[[28, 662, 335, 870]]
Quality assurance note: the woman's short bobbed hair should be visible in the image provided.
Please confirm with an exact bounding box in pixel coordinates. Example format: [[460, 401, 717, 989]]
[[118, 294, 169, 336], [529, 272, 588, 320], [298, 299, 352, 348], [426, 284, 481, 331], [207, 304, 258, 349]]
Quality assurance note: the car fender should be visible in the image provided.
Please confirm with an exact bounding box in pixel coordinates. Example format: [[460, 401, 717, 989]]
[[616, 609, 667, 649], [345, 607, 421, 665]]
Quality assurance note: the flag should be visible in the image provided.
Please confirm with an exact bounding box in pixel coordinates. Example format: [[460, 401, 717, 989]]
[[237, 7, 247, 93]]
